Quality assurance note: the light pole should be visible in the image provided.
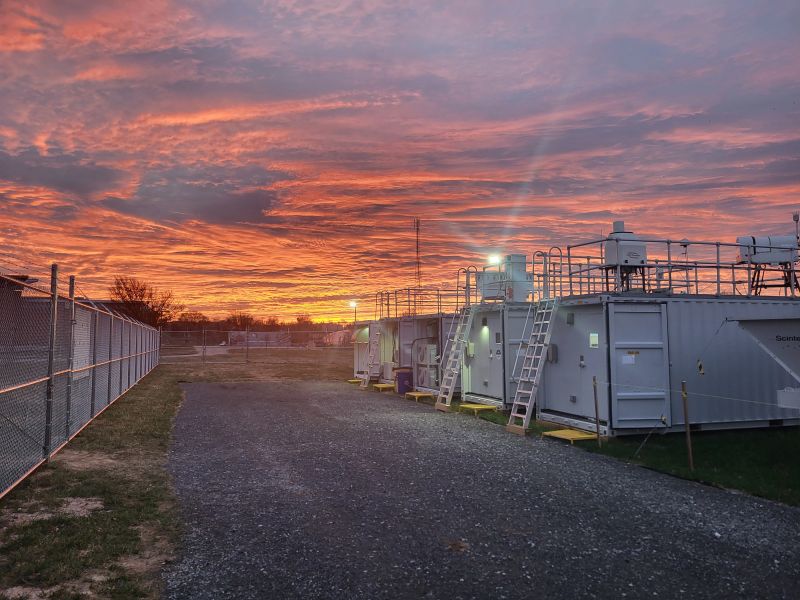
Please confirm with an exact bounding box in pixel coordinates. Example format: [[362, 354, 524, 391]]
[[349, 301, 358, 323]]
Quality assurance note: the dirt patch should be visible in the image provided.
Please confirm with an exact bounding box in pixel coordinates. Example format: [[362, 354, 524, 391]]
[[3, 571, 110, 600], [117, 524, 173, 577], [60, 497, 104, 518], [0, 498, 103, 565], [52, 449, 122, 472], [53, 447, 165, 486], [0, 508, 54, 529], [3, 585, 51, 600]]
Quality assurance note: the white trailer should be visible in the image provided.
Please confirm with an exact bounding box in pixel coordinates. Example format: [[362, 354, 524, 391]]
[[538, 296, 800, 435]]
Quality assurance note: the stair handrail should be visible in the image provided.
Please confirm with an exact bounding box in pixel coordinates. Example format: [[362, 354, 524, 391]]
[[548, 246, 564, 299]]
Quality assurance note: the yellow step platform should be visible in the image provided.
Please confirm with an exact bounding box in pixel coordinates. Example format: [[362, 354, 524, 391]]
[[542, 429, 598, 444], [458, 403, 497, 416], [347, 379, 362, 384], [372, 383, 395, 393], [405, 391, 434, 402]]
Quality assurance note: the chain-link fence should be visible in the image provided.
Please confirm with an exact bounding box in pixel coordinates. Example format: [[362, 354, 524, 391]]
[[0, 265, 159, 499], [160, 328, 352, 363]]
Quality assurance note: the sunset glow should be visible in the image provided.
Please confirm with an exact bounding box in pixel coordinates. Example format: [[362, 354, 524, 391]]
[[1, 1, 798, 320]]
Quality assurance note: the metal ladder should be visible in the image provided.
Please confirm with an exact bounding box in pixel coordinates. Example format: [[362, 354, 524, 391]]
[[360, 331, 380, 388], [506, 298, 558, 434], [435, 305, 474, 411]]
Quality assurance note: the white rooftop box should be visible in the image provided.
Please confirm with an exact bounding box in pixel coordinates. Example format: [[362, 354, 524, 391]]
[[604, 221, 647, 266], [736, 235, 798, 265]]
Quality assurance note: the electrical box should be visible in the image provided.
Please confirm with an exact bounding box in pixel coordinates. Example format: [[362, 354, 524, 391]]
[[466, 342, 475, 358], [736, 236, 798, 264], [547, 343, 558, 363], [604, 221, 647, 266]]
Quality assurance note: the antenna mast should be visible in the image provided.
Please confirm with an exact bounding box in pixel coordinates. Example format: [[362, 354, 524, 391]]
[[414, 217, 422, 288]]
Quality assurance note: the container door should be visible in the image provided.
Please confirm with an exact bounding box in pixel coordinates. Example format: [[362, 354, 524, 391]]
[[354, 326, 370, 376], [609, 303, 671, 429], [368, 324, 382, 377], [398, 318, 416, 368], [467, 310, 504, 400], [504, 305, 533, 406]]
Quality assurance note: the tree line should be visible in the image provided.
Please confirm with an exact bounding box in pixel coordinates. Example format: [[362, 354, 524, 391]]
[[167, 310, 343, 332], [108, 275, 346, 331]]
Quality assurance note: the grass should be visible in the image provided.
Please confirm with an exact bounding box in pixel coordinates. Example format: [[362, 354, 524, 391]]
[[574, 426, 800, 506], [0, 366, 184, 599], [158, 347, 198, 356], [161, 347, 353, 381]]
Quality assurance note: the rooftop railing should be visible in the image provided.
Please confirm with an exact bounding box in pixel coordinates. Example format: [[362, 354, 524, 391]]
[[533, 236, 799, 301], [371, 281, 480, 320], [364, 234, 798, 322]]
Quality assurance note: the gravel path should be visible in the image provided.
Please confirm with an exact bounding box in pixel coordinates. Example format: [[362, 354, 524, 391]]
[[163, 381, 800, 599]]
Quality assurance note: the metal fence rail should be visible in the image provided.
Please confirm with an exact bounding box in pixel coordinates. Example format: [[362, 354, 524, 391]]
[[0, 265, 160, 500], [160, 328, 352, 363], [372, 287, 466, 320]]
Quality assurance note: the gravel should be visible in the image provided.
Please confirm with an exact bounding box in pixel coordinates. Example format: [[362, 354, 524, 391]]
[[163, 380, 800, 599]]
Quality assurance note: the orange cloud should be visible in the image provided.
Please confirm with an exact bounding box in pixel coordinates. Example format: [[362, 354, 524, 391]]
[[0, 0, 799, 320]]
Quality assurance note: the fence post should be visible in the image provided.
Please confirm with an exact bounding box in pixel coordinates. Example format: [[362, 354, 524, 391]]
[[64, 275, 76, 439], [90, 310, 98, 416], [127, 320, 133, 388], [681, 380, 694, 471], [202, 328, 207, 364], [119, 318, 124, 394], [245, 326, 250, 363], [132, 325, 137, 382], [107, 314, 114, 406], [43, 263, 58, 461]]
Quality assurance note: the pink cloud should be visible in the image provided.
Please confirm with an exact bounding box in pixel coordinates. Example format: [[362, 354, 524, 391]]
[[0, 0, 798, 319]]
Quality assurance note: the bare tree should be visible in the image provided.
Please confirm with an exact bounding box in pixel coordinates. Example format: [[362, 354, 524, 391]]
[[109, 276, 184, 327], [226, 310, 255, 330], [178, 311, 210, 325], [171, 311, 210, 331]]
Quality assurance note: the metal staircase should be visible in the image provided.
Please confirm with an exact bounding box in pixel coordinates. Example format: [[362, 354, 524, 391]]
[[360, 331, 380, 388], [435, 305, 474, 411], [506, 298, 558, 434]]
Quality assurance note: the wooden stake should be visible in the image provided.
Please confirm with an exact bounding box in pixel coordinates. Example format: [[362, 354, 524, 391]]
[[592, 376, 602, 448]]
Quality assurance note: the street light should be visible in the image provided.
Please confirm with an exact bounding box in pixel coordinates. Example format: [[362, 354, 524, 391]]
[[349, 300, 358, 322], [488, 254, 501, 266]]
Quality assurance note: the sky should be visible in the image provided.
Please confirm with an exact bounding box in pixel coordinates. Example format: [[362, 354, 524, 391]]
[[1, 0, 799, 321]]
